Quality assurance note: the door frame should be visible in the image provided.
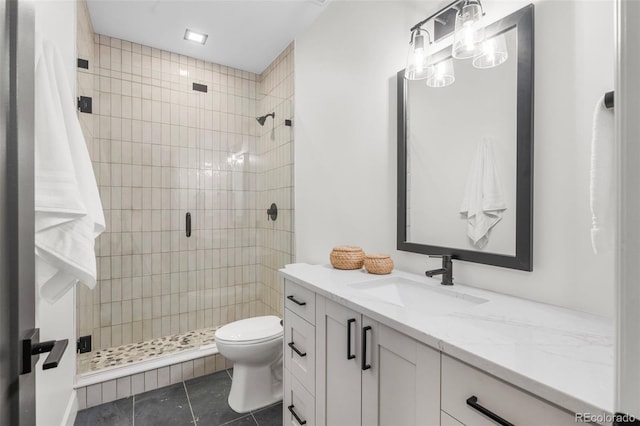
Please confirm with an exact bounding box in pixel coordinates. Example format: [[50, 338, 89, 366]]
[[1, 0, 36, 424], [615, 0, 640, 420]]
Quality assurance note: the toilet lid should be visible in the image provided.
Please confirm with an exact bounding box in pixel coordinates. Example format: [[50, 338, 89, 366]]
[[215, 315, 283, 344]]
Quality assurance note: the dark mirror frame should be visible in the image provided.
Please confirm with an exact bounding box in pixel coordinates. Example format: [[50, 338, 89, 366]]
[[397, 4, 534, 271]]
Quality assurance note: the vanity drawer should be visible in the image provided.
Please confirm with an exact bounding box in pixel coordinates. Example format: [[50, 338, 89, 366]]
[[441, 355, 577, 426], [284, 308, 315, 394], [284, 368, 315, 426], [284, 279, 316, 324]]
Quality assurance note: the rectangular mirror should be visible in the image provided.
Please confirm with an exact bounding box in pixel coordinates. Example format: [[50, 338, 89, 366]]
[[397, 4, 534, 271]]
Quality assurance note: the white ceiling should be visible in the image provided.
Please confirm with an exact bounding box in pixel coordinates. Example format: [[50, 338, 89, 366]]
[[86, 0, 328, 74]]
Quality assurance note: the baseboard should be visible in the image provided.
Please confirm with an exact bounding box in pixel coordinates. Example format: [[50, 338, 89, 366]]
[[61, 389, 78, 426]]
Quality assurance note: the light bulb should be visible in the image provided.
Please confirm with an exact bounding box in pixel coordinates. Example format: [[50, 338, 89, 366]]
[[415, 47, 424, 75], [405, 30, 433, 80], [452, 2, 485, 60], [473, 33, 508, 69], [426, 59, 455, 88]]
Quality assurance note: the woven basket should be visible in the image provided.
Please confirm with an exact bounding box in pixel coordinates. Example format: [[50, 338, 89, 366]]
[[330, 246, 365, 270], [364, 254, 394, 275]]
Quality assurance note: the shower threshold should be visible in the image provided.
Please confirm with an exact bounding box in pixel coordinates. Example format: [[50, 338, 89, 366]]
[[76, 326, 220, 388]]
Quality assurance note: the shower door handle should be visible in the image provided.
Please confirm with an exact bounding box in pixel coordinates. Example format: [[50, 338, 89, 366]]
[[186, 212, 191, 237]]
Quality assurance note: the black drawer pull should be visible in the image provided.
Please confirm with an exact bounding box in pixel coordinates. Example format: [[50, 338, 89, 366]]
[[361, 325, 372, 370], [288, 342, 307, 357], [186, 212, 191, 237], [466, 396, 515, 426], [347, 318, 356, 360], [287, 295, 306, 306], [288, 404, 307, 425]]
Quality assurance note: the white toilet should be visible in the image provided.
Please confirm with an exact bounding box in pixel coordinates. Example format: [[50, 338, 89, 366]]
[[214, 315, 284, 413]]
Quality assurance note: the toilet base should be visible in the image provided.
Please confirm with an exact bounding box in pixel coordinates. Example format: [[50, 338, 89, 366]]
[[227, 361, 283, 413]]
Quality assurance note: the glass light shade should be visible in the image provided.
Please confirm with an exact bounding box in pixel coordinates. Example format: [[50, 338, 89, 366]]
[[426, 59, 455, 88], [452, 2, 485, 59], [473, 33, 508, 68], [405, 31, 433, 80]]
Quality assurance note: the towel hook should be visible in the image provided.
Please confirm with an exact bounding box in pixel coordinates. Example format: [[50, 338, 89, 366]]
[[604, 91, 614, 109]]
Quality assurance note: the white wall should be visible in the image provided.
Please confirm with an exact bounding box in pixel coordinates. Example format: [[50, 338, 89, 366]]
[[295, 0, 615, 316], [34, 1, 78, 424]]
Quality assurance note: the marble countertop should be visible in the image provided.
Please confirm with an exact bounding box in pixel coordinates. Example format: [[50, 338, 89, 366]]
[[280, 263, 614, 418]]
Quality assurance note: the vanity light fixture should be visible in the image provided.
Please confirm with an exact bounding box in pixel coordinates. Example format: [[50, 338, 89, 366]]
[[405, 27, 433, 81], [404, 0, 505, 87], [184, 29, 208, 45], [452, 0, 486, 59]]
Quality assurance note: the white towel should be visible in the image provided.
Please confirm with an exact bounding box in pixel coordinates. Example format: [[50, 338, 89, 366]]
[[590, 95, 615, 254], [460, 138, 507, 249], [35, 37, 105, 303]]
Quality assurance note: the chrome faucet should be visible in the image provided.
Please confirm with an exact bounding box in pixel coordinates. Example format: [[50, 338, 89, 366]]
[[425, 255, 453, 286]]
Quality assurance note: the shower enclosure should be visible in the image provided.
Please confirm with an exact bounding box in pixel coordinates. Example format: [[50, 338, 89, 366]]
[[74, 27, 294, 388]]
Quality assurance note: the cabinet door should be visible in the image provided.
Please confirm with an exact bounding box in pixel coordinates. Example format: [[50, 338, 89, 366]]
[[316, 297, 362, 426], [362, 320, 441, 426]]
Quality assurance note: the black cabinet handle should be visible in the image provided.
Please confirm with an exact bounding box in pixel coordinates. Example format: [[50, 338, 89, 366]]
[[288, 404, 307, 425], [347, 318, 356, 360], [288, 342, 307, 357], [287, 295, 306, 306], [361, 325, 372, 370], [185, 212, 191, 237], [466, 396, 515, 426]]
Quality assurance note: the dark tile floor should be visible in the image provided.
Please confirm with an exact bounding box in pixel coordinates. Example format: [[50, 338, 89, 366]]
[[75, 370, 283, 426]]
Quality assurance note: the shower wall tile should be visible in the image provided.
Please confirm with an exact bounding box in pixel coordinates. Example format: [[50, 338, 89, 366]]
[[77, 29, 260, 352], [76, 0, 97, 342], [78, 0, 293, 361], [256, 43, 295, 319]]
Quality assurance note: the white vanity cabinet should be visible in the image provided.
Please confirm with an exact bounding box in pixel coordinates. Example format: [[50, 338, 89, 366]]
[[281, 270, 604, 426], [315, 296, 441, 426]]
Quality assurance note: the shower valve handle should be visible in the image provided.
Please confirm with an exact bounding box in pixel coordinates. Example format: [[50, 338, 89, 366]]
[[267, 203, 278, 221]]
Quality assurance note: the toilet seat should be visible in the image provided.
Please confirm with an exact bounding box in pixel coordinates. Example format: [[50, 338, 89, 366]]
[[215, 315, 283, 345]]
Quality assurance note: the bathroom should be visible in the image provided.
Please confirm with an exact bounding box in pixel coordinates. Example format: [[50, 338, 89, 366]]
[[1, 0, 639, 425]]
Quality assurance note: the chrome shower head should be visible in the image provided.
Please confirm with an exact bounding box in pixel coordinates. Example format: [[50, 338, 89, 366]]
[[256, 112, 275, 126]]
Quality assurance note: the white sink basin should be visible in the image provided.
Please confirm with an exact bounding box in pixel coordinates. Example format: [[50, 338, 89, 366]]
[[347, 277, 487, 315]]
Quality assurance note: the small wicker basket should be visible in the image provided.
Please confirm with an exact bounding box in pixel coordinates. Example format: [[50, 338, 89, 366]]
[[364, 254, 394, 275], [330, 246, 365, 270]]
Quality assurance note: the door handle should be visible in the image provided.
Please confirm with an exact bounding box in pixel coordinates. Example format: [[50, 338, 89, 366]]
[[21, 328, 69, 374], [466, 396, 515, 426], [361, 325, 372, 370], [288, 342, 307, 357], [287, 404, 307, 425], [185, 212, 191, 237], [347, 318, 356, 360]]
